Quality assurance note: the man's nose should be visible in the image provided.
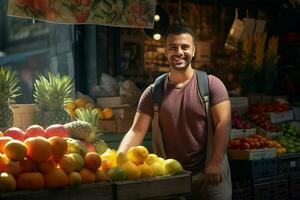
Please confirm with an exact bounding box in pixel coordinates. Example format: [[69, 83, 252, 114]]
[[175, 47, 184, 54]]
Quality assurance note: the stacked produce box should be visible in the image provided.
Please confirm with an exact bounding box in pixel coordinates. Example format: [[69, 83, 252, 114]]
[[229, 95, 300, 200]]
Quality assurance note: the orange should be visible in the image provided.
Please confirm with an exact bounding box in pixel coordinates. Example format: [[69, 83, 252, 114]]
[[102, 108, 113, 120], [24, 137, 52, 162], [58, 154, 75, 174], [127, 145, 149, 165], [138, 163, 153, 178], [120, 161, 141, 180], [17, 172, 45, 190], [100, 159, 112, 174], [95, 169, 109, 182], [79, 168, 95, 184], [48, 136, 68, 161], [64, 101, 76, 110], [84, 152, 102, 172], [37, 159, 57, 174], [0, 136, 13, 153], [2, 159, 21, 177], [0, 172, 16, 192], [20, 158, 38, 173], [44, 168, 68, 188], [0, 131, 3, 137], [75, 98, 86, 108], [68, 171, 82, 186], [4, 140, 27, 161]]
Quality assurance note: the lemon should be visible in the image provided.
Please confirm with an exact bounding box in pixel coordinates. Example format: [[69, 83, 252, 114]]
[[100, 148, 117, 167], [138, 163, 153, 178], [150, 162, 164, 177], [116, 152, 128, 166], [144, 153, 158, 166], [107, 166, 127, 181], [127, 146, 149, 165], [157, 157, 165, 166], [164, 159, 183, 175], [120, 161, 141, 180]]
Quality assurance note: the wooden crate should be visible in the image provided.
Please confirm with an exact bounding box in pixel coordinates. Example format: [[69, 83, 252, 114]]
[[113, 172, 192, 200], [0, 182, 113, 200], [98, 120, 117, 133], [97, 95, 139, 108]]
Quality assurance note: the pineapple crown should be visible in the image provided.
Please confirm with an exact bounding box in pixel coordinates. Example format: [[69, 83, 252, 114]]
[[0, 66, 21, 104], [33, 72, 73, 110], [75, 108, 101, 134]]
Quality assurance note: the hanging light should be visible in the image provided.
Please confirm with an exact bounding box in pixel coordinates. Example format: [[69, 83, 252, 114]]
[[144, 4, 169, 40]]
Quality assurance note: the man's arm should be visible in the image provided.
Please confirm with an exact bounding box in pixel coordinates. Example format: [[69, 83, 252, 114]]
[[204, 100, 231, 185], [118, 112, 152, 153]]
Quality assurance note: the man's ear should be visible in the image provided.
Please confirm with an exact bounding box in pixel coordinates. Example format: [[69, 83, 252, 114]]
[[192, 46, 195, 57]]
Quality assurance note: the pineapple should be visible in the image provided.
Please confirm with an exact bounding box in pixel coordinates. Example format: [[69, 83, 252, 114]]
[[33, 72, 73, 127], [0, 66, 21, 131], [64, 120, 92, 141]]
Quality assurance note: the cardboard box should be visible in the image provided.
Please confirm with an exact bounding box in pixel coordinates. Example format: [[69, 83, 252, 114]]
[[265, 110, 294, 123], [228, 148, 277, 160]]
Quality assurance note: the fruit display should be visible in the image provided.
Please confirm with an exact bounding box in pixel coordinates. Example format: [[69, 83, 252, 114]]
[[247, 112, 278, 132], [0, 66, 21, 132], [274, 122, 300, 153], [231, 111, 252, 129], [0, 123, 184, 194], [33, 73, 73, 127]]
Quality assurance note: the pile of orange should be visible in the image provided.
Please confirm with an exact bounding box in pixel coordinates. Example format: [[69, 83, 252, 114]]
[[0, 134, 108, 192]]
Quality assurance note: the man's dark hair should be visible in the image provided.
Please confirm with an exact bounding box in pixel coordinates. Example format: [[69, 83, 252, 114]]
[[164, 23, 195, 45]]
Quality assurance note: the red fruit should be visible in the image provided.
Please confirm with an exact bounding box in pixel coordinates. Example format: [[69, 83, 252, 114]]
[[15, 0, 27, 7], [4, 127, 25, 141], [46, 8, 58, 21], [241, 142, 251, 150], [75, 10, 90, 23], [228, 140, 241, 149], [25, 125, 45, 139], [45, 124, 69, 138], [81, 141, 96, 152], [81, 0, 91, 6], [33, 0, 49, 13]]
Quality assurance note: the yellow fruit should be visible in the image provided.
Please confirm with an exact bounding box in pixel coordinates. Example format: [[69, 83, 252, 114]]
[[150, 162, 164, 177], [116, 152, 128, 166], [0, 131, 3, 137], [144, 153, 158, 166], [69, 171, 82, 186], [157, 157, 165, 166], [75, 98, 86, 108], [65, 101, 76, 110], [100, 148, 117, 168], [107, 166, 127, 181], [0, 172, 16, 192], [93, 108, 104, 120], [4, 140, 27, 161], [120, 161, 141, 180], [69, 153, 84, 171], [58, 154, 75, 174], [127, 146, 149, 165], [138, 163, 153, 178], [102, 108, 113, 120], [164, 159, 183, 175]]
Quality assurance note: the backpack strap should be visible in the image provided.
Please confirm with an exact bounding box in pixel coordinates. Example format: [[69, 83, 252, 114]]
[[196, 70, 209, 104], [152, 73, 167, 112]]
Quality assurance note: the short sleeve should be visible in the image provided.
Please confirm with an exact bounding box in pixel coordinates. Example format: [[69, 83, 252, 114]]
[[208, 75, 229, 106], [137, 85, 154, 118]]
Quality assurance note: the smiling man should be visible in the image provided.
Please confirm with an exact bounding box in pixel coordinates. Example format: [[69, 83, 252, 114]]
[[118, 23, 232, 200]]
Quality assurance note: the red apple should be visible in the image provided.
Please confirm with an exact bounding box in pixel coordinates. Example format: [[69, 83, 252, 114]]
[[241, 142, 251, 150], [4, 127, 26, 141], [81, 140, 96, 152], [25, 124, 46, 139], [45, 124, 69, 138]]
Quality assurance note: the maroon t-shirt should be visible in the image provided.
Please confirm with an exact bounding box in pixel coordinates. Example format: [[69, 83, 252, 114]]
[[137, 71, 229, 173]]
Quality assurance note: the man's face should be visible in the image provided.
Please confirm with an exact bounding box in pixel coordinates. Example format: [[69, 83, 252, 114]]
[[165, 33, 195, 71]]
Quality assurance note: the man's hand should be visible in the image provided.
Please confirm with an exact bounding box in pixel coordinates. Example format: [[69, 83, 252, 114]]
[[204, 162, 223, 186]]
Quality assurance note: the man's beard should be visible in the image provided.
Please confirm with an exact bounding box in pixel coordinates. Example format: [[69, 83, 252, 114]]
[[169, 57, 192, 71]]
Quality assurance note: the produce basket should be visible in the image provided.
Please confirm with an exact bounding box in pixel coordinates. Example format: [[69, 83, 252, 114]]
[[112, 171, 192, 200], [11, 104, 36, 131]]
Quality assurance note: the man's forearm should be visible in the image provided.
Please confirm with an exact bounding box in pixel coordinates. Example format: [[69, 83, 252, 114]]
[[118, 130, 144, 153]]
